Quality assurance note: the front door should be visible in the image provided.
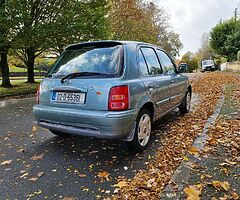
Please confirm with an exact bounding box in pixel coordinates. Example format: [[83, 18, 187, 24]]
[[156, 50, 185, 108]]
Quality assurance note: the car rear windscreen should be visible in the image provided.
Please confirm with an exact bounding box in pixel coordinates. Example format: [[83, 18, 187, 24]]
[[48, 45, 123, 77]]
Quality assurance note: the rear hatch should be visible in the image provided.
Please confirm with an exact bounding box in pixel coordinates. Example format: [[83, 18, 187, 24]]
[[39, 42, 124, 111]]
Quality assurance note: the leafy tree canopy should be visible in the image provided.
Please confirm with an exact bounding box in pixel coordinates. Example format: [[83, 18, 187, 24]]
[[1, 0, 110, 83], [110, 0, 182, 56], [210, 18, 239, 61], [182, 51, 198, 72]]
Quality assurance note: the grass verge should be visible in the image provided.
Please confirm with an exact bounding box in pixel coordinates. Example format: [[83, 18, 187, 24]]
[[220, 83, 240, 118], [0, 80, 40, 99]]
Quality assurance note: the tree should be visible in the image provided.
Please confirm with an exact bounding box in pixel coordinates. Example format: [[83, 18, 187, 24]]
[[197, 33, 213, 60], [51, 0, 110, 53], [182, 51, 198, 72], [158, 30, 182, 57], [225, 20, 240, 61], [0, 0, 12, 87], [145, 3, 182, 56], [6, 0, 110, 83], [210, 18, 238, 61], [110, 0, 158, 43], [110, 0, 182, 56]]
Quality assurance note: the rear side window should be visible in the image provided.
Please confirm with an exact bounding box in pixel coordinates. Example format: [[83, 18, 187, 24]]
[[48, 45, 122, 77], [141, 47, 162, 75], [157, 50, 176, 75], [138, 50, 149, 76]]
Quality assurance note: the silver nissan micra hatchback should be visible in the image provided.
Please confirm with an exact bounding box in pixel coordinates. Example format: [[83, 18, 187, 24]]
[[33, 41, 191, 151]]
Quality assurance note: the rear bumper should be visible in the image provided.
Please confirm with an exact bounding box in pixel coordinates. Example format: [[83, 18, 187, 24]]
[[33, 105, 137, 139]]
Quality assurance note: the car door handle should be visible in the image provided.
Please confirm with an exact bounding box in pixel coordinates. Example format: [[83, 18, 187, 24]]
[[171, 80, 175, 84], [148, 83, 156, 88]]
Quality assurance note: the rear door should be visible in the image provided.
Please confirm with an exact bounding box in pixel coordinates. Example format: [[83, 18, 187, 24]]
[[156, 50, 186, 108], [138, 47, 170, 116]]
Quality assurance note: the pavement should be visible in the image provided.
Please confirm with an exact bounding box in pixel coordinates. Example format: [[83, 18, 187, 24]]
[[0, 92, 200, 200]]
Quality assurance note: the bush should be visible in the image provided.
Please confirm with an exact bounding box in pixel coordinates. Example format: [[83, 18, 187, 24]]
[[187, 58, 198, 72], [9, 56, 25, 68]]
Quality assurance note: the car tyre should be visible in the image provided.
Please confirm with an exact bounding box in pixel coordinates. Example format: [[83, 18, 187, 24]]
[[179, 90, 191, 115], [127, 109, 152, 152], [50, 130, 69, 137]]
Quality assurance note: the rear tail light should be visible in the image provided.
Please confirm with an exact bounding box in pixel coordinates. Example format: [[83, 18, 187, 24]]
[[36, 85, 40, 104], [108, 86, 129, 111]]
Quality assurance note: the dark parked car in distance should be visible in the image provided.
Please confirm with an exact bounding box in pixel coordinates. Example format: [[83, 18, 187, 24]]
[[33, 41, 192, 151], [178, 63, 189, 73]]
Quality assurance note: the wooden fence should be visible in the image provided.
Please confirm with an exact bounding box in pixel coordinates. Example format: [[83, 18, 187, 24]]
[[221, 62, 240, 72]]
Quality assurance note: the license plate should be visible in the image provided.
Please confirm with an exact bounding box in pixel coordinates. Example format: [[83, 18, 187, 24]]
[[52, 92, 85, 104]]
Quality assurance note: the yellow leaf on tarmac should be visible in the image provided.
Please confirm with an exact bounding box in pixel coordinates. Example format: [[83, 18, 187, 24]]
[[32, 125, 37, 132], [184, 185, 202, 200], [115, 181, 128, 189], [221, 181, 230, 191], [0, 160, 12, 166], [212, 180, 230, 191], [97, 171, 110, 181], [183, 156, 189, 161], [31, 153, 44, 161], [188, 147, 200, 155]]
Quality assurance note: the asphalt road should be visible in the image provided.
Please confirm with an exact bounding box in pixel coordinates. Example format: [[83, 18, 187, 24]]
[[0, 93, 199, 200]]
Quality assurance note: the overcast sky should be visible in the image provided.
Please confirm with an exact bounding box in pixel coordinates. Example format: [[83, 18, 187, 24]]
[[156, 0, 240, 57]]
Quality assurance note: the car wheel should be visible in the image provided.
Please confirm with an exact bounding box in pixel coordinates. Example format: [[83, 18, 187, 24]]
[[50, 130, 68, 137], [179, 91, 191, 115], [128, 109, 152, 152]]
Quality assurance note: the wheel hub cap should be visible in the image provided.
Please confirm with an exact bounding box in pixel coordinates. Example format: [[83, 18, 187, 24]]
[[138, 114, 151, 146]]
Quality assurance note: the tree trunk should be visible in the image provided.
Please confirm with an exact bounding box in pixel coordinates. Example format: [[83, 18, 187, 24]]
[[0, 0, 11, 87], [0, 48, 12, 88], [26, 47, 35, 83]]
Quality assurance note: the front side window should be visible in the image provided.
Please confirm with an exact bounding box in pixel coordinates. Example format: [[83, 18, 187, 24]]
[[48, 45, 122, 77], [157, 50, 176, 75], [141, 47, 162, 75]]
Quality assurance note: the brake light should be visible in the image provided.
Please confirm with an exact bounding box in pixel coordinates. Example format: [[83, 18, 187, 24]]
[[108, 86, 129, 111], [36, 85, 40, 104]]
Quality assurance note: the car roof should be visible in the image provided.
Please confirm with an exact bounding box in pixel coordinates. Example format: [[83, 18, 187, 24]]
[[65, 40, 162, 50]]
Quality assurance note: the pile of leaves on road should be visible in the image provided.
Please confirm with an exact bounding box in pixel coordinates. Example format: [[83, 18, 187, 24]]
[[109, 72, 239, 200]]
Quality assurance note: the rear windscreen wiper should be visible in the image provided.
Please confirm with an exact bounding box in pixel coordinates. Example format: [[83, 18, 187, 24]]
[[60, 72, 111, 84]]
